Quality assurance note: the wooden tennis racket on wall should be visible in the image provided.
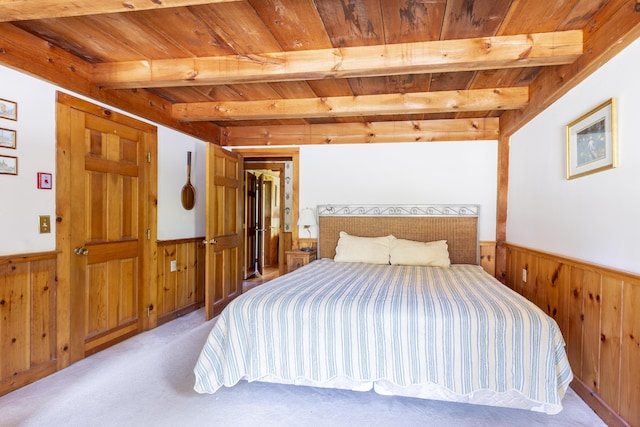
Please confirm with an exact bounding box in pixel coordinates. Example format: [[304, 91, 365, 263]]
[[181, 151, 196, 210]]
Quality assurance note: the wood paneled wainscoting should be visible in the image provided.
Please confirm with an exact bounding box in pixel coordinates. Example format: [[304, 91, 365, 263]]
[[0, 252, 57, 396], [156, 238, 206, 325], [505, 244, 640, 427]]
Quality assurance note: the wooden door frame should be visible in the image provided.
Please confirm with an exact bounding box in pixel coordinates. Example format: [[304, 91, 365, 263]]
[[55, 92, 158, 368], [235, 148, 299, 276]]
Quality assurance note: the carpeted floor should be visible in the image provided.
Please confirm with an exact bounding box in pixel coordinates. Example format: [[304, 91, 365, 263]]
[[0, 308, 605, 427]]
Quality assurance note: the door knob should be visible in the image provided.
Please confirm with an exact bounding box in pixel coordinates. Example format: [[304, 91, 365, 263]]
[[74, 247, 89, 256], [202, 239, 218, 245]]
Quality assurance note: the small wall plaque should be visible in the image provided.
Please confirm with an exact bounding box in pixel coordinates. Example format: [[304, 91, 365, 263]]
[[38, 172, 52, 189], [0, 154, 17, 175], [0, 128, 16, 149], [0, 98, 17, 121]]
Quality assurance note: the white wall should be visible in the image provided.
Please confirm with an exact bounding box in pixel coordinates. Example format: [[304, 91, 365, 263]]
[[0, 65, 57, 255], [0, 64, 206, 256], [299, 141, 498, 240], [507, 38, 640, 274], [157, 129, 206, 240]]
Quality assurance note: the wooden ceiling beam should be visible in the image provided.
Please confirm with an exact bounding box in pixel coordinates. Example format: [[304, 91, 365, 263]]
[[94, 31, 583, 89], [172, 87, 528, 121], [0, 22, 220, 142], [0, 0, 241, 22], [220, 118, 499, 146], [500, 0, 640, 137]]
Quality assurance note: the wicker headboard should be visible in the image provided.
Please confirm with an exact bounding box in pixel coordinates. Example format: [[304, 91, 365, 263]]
[[317, 204, 479, 265]]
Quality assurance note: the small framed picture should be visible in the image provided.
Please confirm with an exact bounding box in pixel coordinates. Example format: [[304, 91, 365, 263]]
[[0, 154, 17, 175], [0, 98, 18, 121], [0, 128, 17, 149], [38, 172, 53, 189], [566, 98, 617, 180]]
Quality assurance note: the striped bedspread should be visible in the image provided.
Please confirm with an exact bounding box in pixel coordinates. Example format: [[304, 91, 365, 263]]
[[194, 259, 573, 414]]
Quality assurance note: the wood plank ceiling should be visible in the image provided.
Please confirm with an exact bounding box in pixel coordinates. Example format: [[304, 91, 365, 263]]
[[0, 0, 639, 145]]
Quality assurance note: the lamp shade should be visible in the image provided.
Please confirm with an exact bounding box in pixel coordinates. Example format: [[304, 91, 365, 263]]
[[297, 208, 316, 227]]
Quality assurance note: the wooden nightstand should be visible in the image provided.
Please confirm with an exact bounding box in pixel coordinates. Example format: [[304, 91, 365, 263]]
[[286, 250, 316, 273]]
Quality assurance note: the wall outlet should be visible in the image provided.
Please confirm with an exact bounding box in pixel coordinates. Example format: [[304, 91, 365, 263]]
[[170, 260, 177, 272], [522, 268, 527, 283]]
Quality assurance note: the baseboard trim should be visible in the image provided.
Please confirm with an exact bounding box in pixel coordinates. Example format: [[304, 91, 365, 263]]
[[157, 302, 205, 326], [571, 378, 630, 427]]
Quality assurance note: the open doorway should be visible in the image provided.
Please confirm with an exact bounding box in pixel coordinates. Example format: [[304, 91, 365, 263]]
[[231, 148, 300, 289], [244, 168, 281, 281]]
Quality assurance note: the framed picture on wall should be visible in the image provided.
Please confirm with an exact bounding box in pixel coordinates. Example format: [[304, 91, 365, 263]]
[[566, 98, 617, 180], [37, 172, 53, 189], [0, 154, 17, 175], [0, 128, 17, 149], [0, 98, 18, 121]]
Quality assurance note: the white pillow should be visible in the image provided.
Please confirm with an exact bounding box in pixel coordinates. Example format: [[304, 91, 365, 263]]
[[390, 239, 451, 267], [334, 232, 395, 265]]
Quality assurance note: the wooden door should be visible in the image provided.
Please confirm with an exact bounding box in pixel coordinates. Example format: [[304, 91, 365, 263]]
[[244, 171, 258, 279], [66, 105, 153, 360], [205, 144, 243, 320]]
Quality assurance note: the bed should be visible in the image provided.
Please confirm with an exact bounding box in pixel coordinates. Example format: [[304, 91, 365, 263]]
[[194, 205, 573, 414]]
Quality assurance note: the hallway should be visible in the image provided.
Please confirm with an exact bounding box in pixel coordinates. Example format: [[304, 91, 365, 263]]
[[242, 266, 280, 292]]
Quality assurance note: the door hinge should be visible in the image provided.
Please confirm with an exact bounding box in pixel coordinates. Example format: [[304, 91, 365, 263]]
[[146, 304, 154, 317], [147, 152, 151, 163], [147, 229, 151, 240]]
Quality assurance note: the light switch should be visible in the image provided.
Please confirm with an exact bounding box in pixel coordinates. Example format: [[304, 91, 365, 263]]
[[170, 260, 177, 272], [39, 215, 51, 234]]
